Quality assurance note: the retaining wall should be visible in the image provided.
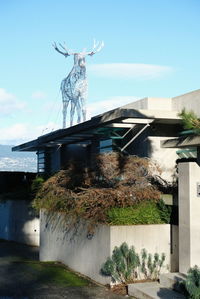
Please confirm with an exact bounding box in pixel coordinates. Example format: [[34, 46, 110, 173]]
[[0, 200, 39, 246], [40, 210, 177, 284]]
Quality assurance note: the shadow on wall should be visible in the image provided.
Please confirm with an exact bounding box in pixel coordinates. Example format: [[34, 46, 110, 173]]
[[0, 200, 39, 246], [0, 171, 36, 194], [0, 171, 39, 246], [42, 210, 86, 244]]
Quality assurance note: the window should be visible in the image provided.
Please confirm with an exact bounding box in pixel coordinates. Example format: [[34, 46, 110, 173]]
[[37, 150, 45, 173], [99, 139, 113, 153]]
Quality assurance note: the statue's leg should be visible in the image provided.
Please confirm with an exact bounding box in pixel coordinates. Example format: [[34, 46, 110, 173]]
[[63, 100, 69, 129], [76, 98, 81, 124], [80, 97, 86, 122], [70, 98, 76, 126]]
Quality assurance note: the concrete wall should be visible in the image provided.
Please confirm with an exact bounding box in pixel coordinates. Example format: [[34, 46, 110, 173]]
[[123, 97, 172, 111], [171, 225, 179, 272], [110, 224, 179, 273], [40, 211, 111, 284], [123, 97, 149, 110], [40, 210, 174, 284], [110, 225, 171, 264], [124, 90, 200, 114], [178, 162, 200, 273], [172, 89, 200, 116], [147, 98, 172, 111], [148, 136, 178, 182], [0, 200, 39, 246]]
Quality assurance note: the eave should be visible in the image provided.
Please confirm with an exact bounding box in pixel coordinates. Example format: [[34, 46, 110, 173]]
[[161, 135, 200, 149], [12, 108, 181, 152]]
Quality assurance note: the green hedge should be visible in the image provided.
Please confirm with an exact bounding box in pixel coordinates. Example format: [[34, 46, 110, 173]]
[[107, 200, 171, 225]]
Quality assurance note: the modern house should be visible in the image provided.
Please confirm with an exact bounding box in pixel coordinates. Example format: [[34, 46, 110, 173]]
[[13, 89, 200, 182], [12, 88, 200, 283]]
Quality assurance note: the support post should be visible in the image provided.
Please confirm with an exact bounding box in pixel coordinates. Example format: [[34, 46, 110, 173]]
[[178, 162, 200, 273]]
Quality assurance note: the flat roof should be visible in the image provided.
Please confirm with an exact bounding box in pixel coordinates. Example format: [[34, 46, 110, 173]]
[[13, 107, 181, 152]]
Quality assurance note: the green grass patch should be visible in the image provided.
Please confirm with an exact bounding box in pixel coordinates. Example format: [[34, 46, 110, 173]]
[[107, 200, 170, 225], [18, 261, 90, 287]]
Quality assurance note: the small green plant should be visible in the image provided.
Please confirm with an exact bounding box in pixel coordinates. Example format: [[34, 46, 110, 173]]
[[141, 248, 148, 278], [101, 242, 140, 283], [31, 176, 45, 196], [156, 200, 171, 224], [140, 250, 165, 280], [101, 242, 166, 283], [179, 109, 200, 134], [184, 265, 200, 299]]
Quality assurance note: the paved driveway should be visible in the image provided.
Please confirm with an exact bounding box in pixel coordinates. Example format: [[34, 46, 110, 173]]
[[0, 240, 127, 299]]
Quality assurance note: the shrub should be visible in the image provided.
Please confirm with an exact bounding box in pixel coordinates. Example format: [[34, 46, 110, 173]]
[[32, 153, 163, 231], [31, 176, 45, 196], [107, 200, 170, 225], [100, 242, 166, 283], [184, 266, 200, 299], [101, 242, 140, 283], [179, 109, 200, 134], [93, 152, 161, 188], [156, 199, 171, 224]]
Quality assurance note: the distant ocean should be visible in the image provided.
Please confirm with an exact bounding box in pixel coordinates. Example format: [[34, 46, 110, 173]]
[[0, 145, 37, 172]]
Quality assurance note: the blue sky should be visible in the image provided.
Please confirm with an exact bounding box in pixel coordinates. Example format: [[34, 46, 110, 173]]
[[0, 0, 200, 145]]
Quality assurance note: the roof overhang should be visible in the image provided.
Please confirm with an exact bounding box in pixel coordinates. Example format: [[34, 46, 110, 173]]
[[161, 135, 200, 149], [12, 108, 181, 152]]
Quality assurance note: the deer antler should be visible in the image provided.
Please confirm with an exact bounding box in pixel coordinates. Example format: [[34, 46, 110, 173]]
[[52, 42, 71, 57], [87, 40, 104, 56]]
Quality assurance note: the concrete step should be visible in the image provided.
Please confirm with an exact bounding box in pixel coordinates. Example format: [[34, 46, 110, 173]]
[[159, 273, 186, 293], [128, 282, 186, 299]]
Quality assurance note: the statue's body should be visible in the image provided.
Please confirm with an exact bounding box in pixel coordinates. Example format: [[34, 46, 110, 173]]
[[53, 41, 104, 128]]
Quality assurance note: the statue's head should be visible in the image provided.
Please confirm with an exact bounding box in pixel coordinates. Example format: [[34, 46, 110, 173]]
[[53, 40, 104, 62], [74, 53, 86, 68]]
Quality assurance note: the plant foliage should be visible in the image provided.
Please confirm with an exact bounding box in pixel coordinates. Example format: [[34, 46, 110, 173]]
[[184, 266, 200, 299], [107, 200, 171, 225], [33, 153, 166, 231], [31, 176, 45, 196], [100, 242, 166, 283], [179, 109, 200, 134]]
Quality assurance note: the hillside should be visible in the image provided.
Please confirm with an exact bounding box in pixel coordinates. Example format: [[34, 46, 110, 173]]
[[0, 145, 37, 172]]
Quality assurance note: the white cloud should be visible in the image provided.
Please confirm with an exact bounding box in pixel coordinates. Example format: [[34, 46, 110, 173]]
[[88, 63, 172, 80], [0, 88, 25, 115], [0, 122, 60, 145], [31, 91, 47, 99], [87, 96, 138, 119], [0, 95, 138, 144]]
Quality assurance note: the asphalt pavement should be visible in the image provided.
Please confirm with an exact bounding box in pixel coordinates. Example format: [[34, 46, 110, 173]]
[[0, 240, 127, 299]]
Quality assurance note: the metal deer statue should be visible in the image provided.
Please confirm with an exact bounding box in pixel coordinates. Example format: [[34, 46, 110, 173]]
[[53, 40, 104, 128]]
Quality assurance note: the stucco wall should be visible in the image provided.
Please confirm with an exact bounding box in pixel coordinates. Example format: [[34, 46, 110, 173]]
[[40, 210, 174, 284], [0, 200, 39, 246]]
